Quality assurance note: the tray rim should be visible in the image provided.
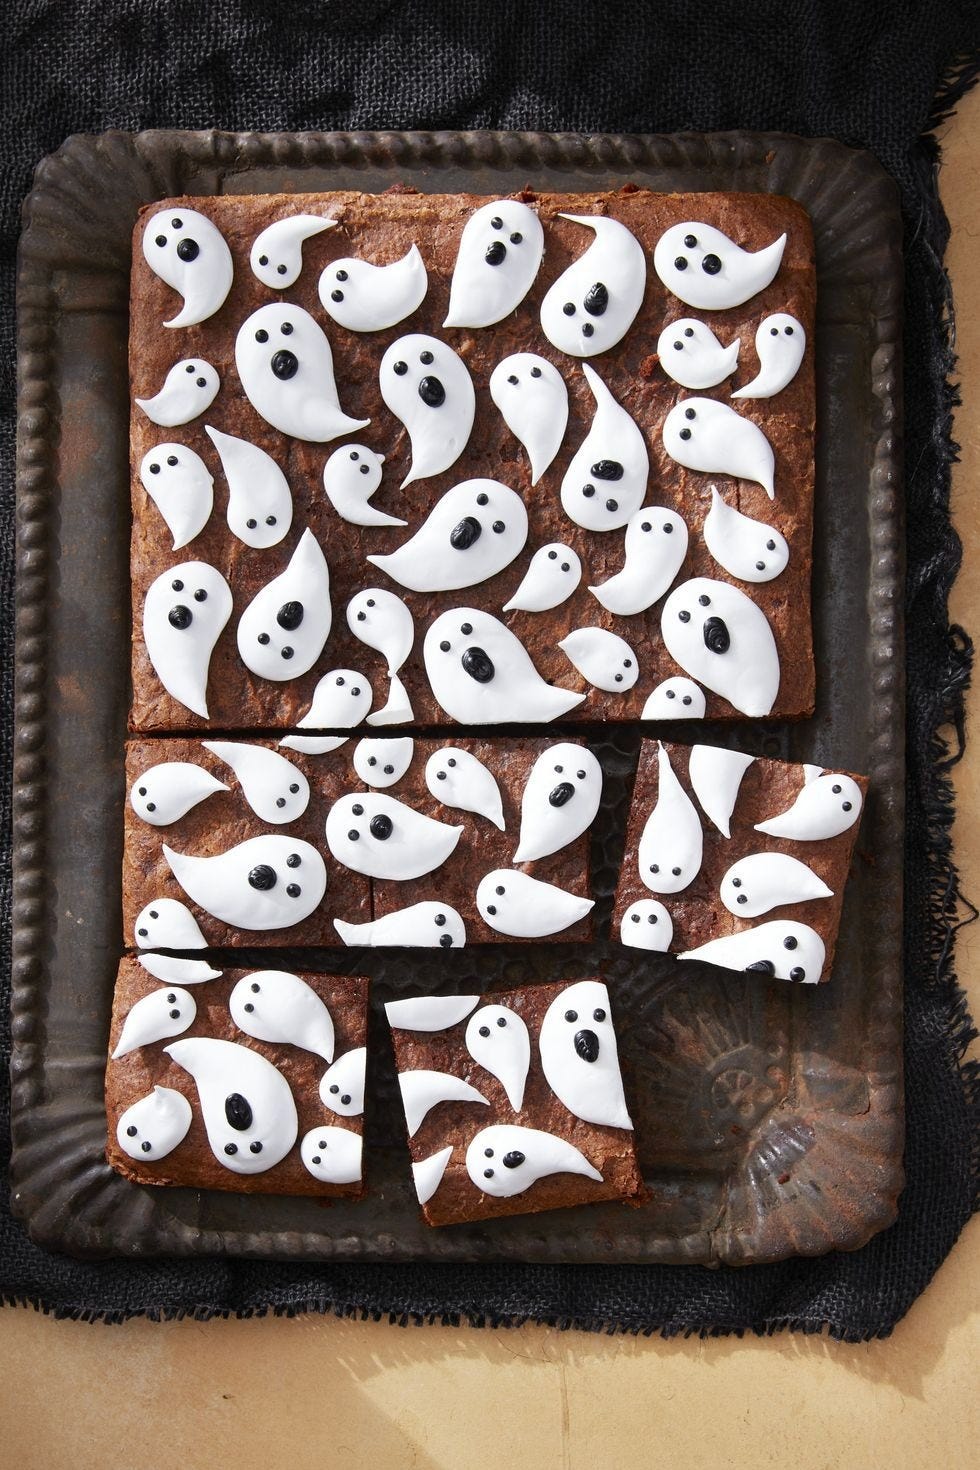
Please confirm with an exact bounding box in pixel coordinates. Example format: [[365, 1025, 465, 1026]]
[[10, 126, 906, 1266]]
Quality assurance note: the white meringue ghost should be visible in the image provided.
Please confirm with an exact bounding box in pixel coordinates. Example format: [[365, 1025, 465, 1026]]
[[236, 528, 331, 681], [336, 902, 466, 950], [398, 1069, 490, 1138], [384, 995, 480, 1031], [540, 214, 646, 356], [444, 200, 544, 328], [558, 627, 638, 692], [142, 561, 232, 720], [413, 1146, 453, 1205], [130, 761, 228, 826], [368, 479, 528, 593], [489, 353, 568, 484], [138, 954, 222, 985], [163, 835, 327, 930], [112, 986, 196, 1059], [139, 443, 214, 550], [513, 743, 602, 862], [638, 742, 703, 895], [135, 359, 220, 428], [424, 607, 585, 724], [202, 741, 309, 824], [476, 870, 593, 938], [466, 1124, 602, 1197], [353, 736, 414, 788], [653, 222, 786, 310], [620, 898, 673, 951], [165, 1037, 298, 1173], [205, 426, 292, 550], [502, 543, 582, 613], [661, 577, 781, 718], [465, 1005, 530, 1111], [235, 303, 369, 442], [703, 487, 789, 583], [325, 792, 462, 880], [754, 768, 863, 841], [134, 898, 208, 951], [116, 1087, 193, 1163], [229, 970, 335, 1062], [663, 397, 776, 498], [250, 213, 335, 289], [379, 334, 475, 486], [279, 735, 350, 756], [640, 676, 706, 720], [300, 1126, 362, 1184], [720, 852, 833, 918], [295, 669, 373, 730], [687, 745, 754, 838], [318, 1048, 367, 1117], [656, 318, 740, 390], [347, 588, 415, 727], [560, 364, 649, 532], [732, 313, 806, 399], [424, 746, 505, 830], [319, 244, 428, 331], [679, 919, 826, 984], [142, 207, 233, 328], [322, 443, 404, 528], [589, 506, 689, 615], [538, 981, 632, 1129]]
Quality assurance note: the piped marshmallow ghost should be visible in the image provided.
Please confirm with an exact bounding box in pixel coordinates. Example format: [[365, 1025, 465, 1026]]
[[130, 760, 228, 826], [379, 334, 475, 486], [424, 746, 505, 830], [476, 870, 593, 938], [143, 562, 233, 719], [249, 213, 335, 289], [413, 1146, 453, 1205], [300, 1126, 363, 1184], [111, 986, 197, 1059], [503, 543, 582, 613], [620, 899, 673, 952], [367, 479, 528, 593], [202, 741, 309, 824], [236, 528, 331, 681], [335, 902, 466, 950], [116, 1086, 193, 1163], [755, 767, 863, 841], [444, 200, 544, 328], [235, 303, 369, 442], [540, 215, 646, 356], [638, 742, 704, 894], [142, 208, 233, 328], [139, 444, 214, 550], [560, 365, 649, 532], [424, 608, 585, 724], [653, 222, 786, 310], [663, 398, 775, 498], [732, 313, 806, 399], [656, 319, 740, 390], [319, 1048, 367, 1117], [134, 898, 208, 951], [589, 507, 688, 615], [347, 588, 415, 726], [325, 792, 462, 880], [538, 980, 632, 1129], [205, 426, 292, 549], [467, 1124, 602, 1198], [165, 1037, 298, 1173], [164, 835, 327, 930], [558, 627, 639, 692], [703, 487, 789, 583], [294, 669, 373, 730], [353, 736, 414, 789], [280, 735, 350, 756], [229, 970, 335, 1062], [384, 995, 479, 1031], [399, 1069, 489, 1138], [661, 578, 780, 718], [138, 954, 222, 985], [640, 677, 706, 720], [489, 353, 568, 484], [465, 1005, 530, 1111], [513, 743, 602, 861], [322, 444, 404, 528], [679, 919, 826, 984], [319, 244, 428, 331], [136, 359, 220, 428], [720, 852, 833, 918], [688, 745, 754, 838]]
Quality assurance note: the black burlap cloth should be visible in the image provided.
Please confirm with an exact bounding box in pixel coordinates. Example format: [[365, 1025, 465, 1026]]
[[2, 2, 979, 1337]]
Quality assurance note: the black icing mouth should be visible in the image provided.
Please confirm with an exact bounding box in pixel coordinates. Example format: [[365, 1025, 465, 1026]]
[[224, 1093, 253, 1131], [485, 241, 506, 266], [745, 959, 776, 976], [271, 349, 299, 380], [418, 375, 445, 407], [450, 516, 482, 550], [462, 647, 495, 683], [549, 781, 575, 807], [176, 237, 200, 262], [277, 600, 304, 630], [702, 616, 731, 654], [583, 281, 608, 316], [248, 864, 277, 891], [573, 1029, 600, 1063]]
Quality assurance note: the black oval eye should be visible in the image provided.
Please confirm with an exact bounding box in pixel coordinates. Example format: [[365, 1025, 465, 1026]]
[[685, 407, 696, 421], [224, 1093, 253, 1131], [562, 302, 576, 316], [393, 361, 407, 376], [336, 269, 348, 282], [255, 329, 269, 343], [509, 231, 522, 243], [280, 322, 293, 335], [679, 429, 692, 440], [674, 256, 687, 270], [154, 234, 167, 247], [683, 233, 697, 248], [490, 216, 503, 229], [419, 350, 434, 364], [564, 1010, 578, 1022], [479, 1025, 490, 1037]]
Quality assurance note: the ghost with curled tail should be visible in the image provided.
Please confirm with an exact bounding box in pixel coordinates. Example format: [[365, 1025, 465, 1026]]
[[653, 222, 786, 310], [236, 528, 331, 681], [319, 244, 429, 332], [444, 200, 544, 328], [139, 443, 214, 551], [489, 353, 568, 484], [235, 303, 369, 442], [538, 981, 633, 1129], [165, 1037, 298, 1174], [136, 359, 220, 428], [663, 398, 776, 498], [163, 835, 327, 931], [732, 313, 806, 399], [424, 608, 585, 725], [142, 561, 233, 720], [513, 743, 602, 862], [540, 215, 646, 356], [142, 207, 234, 328], [754, 767, 863, 841], [335, 902, 467, 950], [465, 1005, 530, 1111], [205, 426, 292, 550], [589, 507, 689, 616], [367, 479, 528, 593], [322, 444, 404, 529], [249, 213, 335, 289], [656, 318, 740, 390], [202, 741, 309, 824], [229, 970, 335, 1062], [679, 919, 827, 984], [379, 334, 475, 487], [325, 792, 462, 881], [347, 588, 416, 727], [560, 365, 649, 533], [466, 1124, 602, 1198], [476, 870, 593, 938], [660, 577, 780, 719], [638, 742, 704, 895]]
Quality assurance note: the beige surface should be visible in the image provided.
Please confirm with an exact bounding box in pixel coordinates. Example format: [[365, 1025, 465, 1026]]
[[3, 95, 980, 1468]]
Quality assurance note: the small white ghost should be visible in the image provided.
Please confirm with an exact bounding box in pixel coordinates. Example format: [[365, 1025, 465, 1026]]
[[720, 852, 833, 918], [489, 353, 568, 484], [640, 677, 706, 720], [294, 669, 373, 730], [325, 792, 462, 881], [503, 543, 582, 613], [322, 443, 404, 528], [235, 302, 369, 442], [135, 359, 220, 428], [444, 200, 544, 328], [558, 627, 639, 693], [142, 207, 234, 328], [663, 397, 776, 498], [754, 767, 863, 841], [540, 214, 646, 356], [112, 986, 196, 1059], [423, 608, 585, 724], [424, 746, 505, 830], [129, 760, 228, 827], [115, 1086, 193, 1163], [560, 364, 649, 532], [229, 970, 335, 1062], [139, 443, 214, 550], [236, 528, 331, 681], [653, 221, 786, 310], [732, 313, 806, 399], [465, 1005, 530, 1111], [163, 835, 327, 931], [202, 741, 309, 824], [466, 1124, 602, 1198], [379, 333, 475, 486], [299, 1126, 363, 1185], [318, 1048, 367, 1117], [347, 588, 415, 727], [352, 736, 415, 789], [367, 479, 528, 593], [142, 561, 233, 720], [165, 1037, 298, 1173], [204, 425, 292, 550], [637, 742, 704, 895], [250, 213, 335, 289], [538, 980, 632, 1129], [679, 919, 826, 984], [335, 902, 466, 950], [133, 898, 207, 951], [619, 899, 673, 951], [513, 743, 602, 862], [702, 487, 789, 583], [589, 507, 689, 616], [475, 870, 593, 938], [319, 244, 428, 331], [656, 319, 740, 390], [660, 578, 781, 718]]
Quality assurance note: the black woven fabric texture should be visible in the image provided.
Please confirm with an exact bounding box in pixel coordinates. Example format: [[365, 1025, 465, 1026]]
[[2, 1, 980, 1337]]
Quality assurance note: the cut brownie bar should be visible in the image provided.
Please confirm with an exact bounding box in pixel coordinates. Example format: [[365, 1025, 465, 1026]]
[[129, 187, 815, 731], [612, 740, 867, 983], [123, 735, 596, 948], [385, 980, 643, 1226], [105, 957, 368, 1197]]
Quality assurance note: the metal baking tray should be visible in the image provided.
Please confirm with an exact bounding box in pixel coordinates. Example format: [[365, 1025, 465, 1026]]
[[11, 129, 904, 1264]]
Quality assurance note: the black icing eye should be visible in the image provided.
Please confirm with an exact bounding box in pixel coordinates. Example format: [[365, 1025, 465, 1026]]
[[582, 323, 594, 337], [673, 340, 683, 351], [771, 326, 780, 336], [593, 1008, 606, 1022], [832, 784, 842, 794], [171, 218, 183, 229], [280, 322, 293, 335], [766, 539, 777, 550], [196, 377, 207, 387], [698, 593, 710, 606], [843, 801, 853, 812], [563, 302, 576, 315], [247, 518, 258, 529], [783, 936, 798, 950], [439, 639, 451, 652], [485, 241, 506, 265], [510, 231, 522, 244], [447, 757, 456, 767], [490, 215, 503, 229], [564, 1010, 578, 1023], [166, 454, 178, 466], [674, 256, 687, 271], [495, 884, 505, 895], [393, 361, 407, 376], [286, 883, 301, 897], [257, 632, 270, 645], [479, 1025, 490, 1037], [701, 253, 722, 274], [171, 579, 184, 591], [492, 520, 505, 533], [176, 238, 199, 262], [352, 803, 364, 815], [154, 235, 167, 247], [168, 606, 192, 629], [496, 1016, 507, 1027], [148, 463, 161, 474], [127, 1125, 138, 1137], [685, 407, 696, 420], [255, 329, 269, 343], [336, 269, 348, 282], [678, 610, 691, 623], [684, 326, 694, 337], [683, 233, 697, 248], [530, 365, 542, 377], [434, 913, 446, 926], [258, 254, 269, 266], [790, 967, 806, 982], [507, 374, 519, 385], [460, 622, 473, 635], [193, 588, 207, 602], [582, 483, 596, 498], [785, 325, 794, 335], [679, 428, 692, 440], [270, 349, 298, 380], [331, 289, 344, 302], [476, 492, 489, 506], [280, 646, 294, 660], [419, 350, 434, 365]]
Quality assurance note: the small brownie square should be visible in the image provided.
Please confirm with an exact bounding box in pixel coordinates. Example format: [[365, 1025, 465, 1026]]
[[612, 740, 867, 983], [385, 980, 643, 1226]]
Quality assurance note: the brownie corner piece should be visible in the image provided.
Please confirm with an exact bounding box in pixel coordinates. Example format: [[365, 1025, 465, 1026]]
[[385, 980, 643, 1227], [613, 739, 867, 983], [105, 956, 369, 1197]]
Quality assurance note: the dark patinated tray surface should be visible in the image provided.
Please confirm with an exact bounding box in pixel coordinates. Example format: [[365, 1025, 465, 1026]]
[[11, 129, 904, 1264]]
